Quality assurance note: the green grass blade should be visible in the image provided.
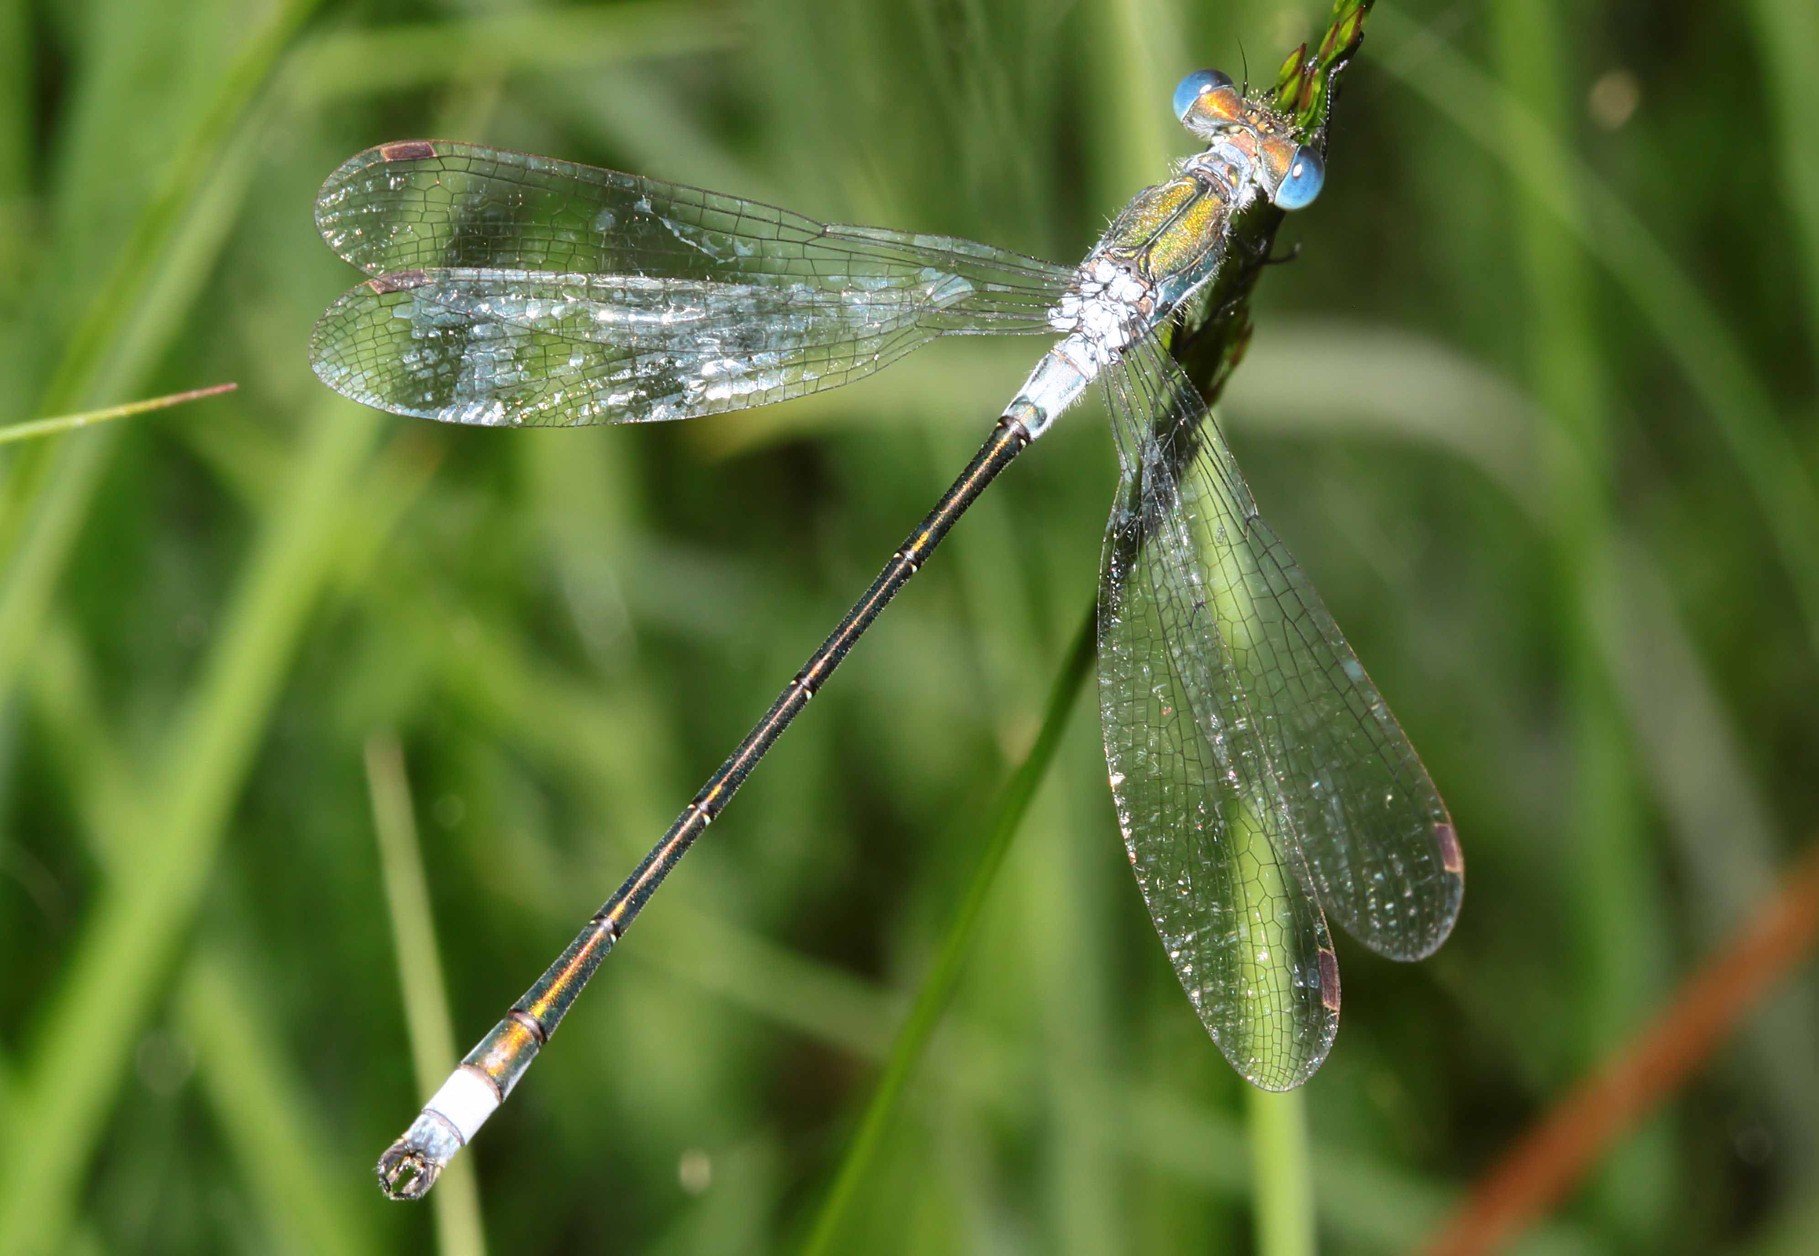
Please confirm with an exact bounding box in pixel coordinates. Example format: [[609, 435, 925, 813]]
[[31, 0, 323, 414], [365, 734, 488, 1256], [179, 956, 379, 1256], [1374, 4, 1819, 653], [1490, 0, 1670, 1241], [800, 609, 1096, 1256], [291, 2, 742, 100], [0, 404, 379, 1252], [0, 0, 26, 288], [20, 617, 377, 1256], [0, 0, 322, 718], [1745, 0, 1819, 346]]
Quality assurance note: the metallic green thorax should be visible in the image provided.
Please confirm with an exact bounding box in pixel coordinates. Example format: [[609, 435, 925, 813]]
[[1101, 176, 1232, 297]]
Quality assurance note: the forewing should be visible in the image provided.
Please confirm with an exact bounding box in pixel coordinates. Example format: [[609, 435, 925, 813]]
[[314, 140, 1068, 323], [312, 142, 1070, 426], [1109, 337, 1463, 963], [1099, 342, 1340, 1090], [310, 268, 969, 427]]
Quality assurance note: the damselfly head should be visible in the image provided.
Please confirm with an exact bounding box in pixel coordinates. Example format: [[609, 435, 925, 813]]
[[1172, 67, 1325, 212]]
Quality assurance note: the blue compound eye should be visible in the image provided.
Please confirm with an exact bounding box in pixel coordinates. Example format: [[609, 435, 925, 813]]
[[1272, 146, 1325, 210], [1173, 68, 1235, 121]]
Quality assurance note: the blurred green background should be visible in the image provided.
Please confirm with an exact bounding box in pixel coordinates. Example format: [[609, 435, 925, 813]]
[[2, 0, 1816, 1251]]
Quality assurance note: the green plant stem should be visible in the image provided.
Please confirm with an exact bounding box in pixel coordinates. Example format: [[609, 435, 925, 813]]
[[1248, 1088, 1315, 1256], [800, 608, 1097, 1256]]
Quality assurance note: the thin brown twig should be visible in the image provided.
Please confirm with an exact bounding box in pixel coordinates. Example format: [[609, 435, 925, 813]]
[[0, 382, 238, 446], [1423, 844, 1819, 1256]]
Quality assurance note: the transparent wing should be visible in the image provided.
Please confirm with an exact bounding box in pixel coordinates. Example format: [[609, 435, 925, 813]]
[[310, 268, 997, 427], [314, 140, 1069, 306], [1107, 336, 1463, 966], [1100, 337, 1340, 1090], [311, 142, 1070, 427]]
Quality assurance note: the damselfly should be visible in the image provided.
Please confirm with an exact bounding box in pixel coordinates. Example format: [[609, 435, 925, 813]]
[[312, 61, 1463, 1201]]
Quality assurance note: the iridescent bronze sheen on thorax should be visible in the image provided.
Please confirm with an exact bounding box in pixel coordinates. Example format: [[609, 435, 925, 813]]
[[1099, 175, 1232, 290]]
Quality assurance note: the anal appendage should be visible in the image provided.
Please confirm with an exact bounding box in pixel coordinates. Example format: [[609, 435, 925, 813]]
[[376, 1063, 507, 1200]]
